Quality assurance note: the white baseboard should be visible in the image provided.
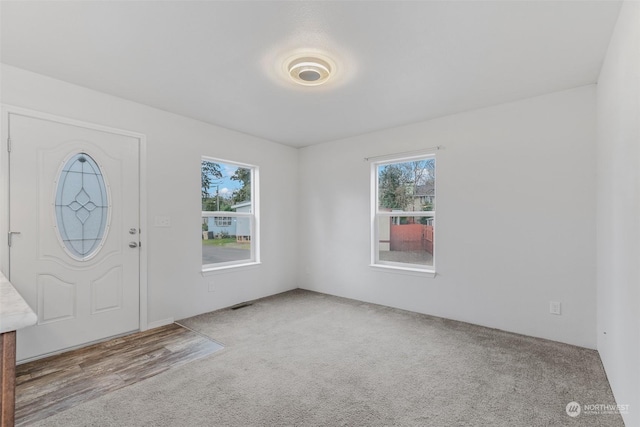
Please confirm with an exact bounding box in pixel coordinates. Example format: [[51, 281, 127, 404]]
[[145, 317, 175, 330]]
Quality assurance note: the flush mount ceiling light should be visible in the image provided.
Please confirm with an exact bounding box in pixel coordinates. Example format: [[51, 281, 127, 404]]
[[285, 53, 336, 87]]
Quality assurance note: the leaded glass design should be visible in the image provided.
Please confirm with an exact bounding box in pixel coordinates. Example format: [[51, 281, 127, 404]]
[[55, 153, 109, 260]]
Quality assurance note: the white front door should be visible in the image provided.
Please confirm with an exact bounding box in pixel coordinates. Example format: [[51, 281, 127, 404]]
[[8, 113, 140, 361]]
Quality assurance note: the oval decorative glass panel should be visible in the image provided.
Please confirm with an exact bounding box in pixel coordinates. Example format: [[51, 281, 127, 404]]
[[54, 153, 109, 261]]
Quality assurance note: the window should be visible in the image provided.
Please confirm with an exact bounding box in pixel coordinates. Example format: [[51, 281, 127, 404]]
[[371, 154, 436, 272], [55, 152, 110, 261], [201, 157, 259, 270], [214, 217, 232, 227]]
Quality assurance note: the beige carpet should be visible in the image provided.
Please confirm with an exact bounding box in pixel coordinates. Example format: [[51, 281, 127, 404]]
[[32, 289, 623, 426]]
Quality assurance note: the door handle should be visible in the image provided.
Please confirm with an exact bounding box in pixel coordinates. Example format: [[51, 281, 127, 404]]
[[129, 242, 138, 248]]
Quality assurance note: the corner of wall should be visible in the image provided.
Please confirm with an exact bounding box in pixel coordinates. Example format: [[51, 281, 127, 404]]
[[596, 1, 640, 425]]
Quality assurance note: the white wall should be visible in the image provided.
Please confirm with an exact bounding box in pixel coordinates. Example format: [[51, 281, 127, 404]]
[[0, 64, 299, 325], [596, 2, 640, 425], [0, 66, 601, 351], [299, 86, 597, 348]]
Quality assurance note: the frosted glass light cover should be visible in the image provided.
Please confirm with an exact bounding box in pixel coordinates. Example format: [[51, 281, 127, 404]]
[[55, 153, 109, 260]]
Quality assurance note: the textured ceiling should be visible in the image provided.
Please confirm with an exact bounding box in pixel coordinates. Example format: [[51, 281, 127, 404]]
[[1, 1, 622, 147]]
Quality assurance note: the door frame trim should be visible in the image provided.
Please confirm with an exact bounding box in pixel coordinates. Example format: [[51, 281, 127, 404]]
[[1, 105, 149, 332]]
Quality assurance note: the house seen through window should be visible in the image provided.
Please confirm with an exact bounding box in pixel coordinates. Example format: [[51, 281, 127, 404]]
[[372, 155, 436, 272], [202, 158, 258, 270]]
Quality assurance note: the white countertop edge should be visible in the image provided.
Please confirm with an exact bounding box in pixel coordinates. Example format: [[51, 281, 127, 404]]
[[0, 271, 38, 334]]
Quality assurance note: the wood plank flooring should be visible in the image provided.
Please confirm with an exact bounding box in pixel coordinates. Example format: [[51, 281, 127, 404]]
[[14, 323, 223, 426]]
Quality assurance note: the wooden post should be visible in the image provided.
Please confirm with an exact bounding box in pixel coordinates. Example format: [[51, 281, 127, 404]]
[[0, 331, 16, 427]]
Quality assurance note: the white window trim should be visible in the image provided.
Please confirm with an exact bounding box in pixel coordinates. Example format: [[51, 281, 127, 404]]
[[201, 157, 260, 272], [201, 261, 262, 276], [370, 152, 436, 275]]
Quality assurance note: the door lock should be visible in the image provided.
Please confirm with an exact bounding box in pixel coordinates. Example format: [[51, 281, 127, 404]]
[[129, 228, 138, 235], [128, 242, 138, 248]]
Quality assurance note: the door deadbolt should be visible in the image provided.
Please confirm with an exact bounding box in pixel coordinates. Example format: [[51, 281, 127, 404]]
[[129, 228, 138, 235]]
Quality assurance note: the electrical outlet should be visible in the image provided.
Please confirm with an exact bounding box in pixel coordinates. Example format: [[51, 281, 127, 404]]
[[549, 301, 561, 315], [154, 216, 171, 227]]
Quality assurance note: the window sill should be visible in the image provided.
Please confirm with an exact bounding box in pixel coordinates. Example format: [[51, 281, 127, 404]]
[[369, 264, 436, 278], [201, 261, 261, 276]]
